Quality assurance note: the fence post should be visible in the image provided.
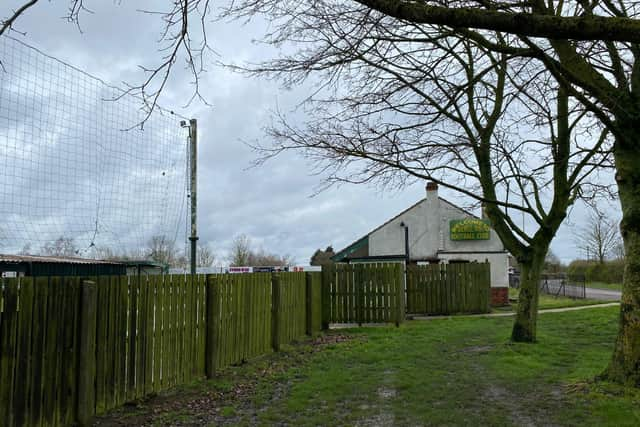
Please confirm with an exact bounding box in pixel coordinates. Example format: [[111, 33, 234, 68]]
[[354, 264, 361, 326], [305, 272, 313, 336], [205, 275, 218, 378], [396, 264, 405, 327], [271, 273, 281, 352], [77, 280, 97, 426], [484, 262, 491, 312], [321, 263, 333, 330]]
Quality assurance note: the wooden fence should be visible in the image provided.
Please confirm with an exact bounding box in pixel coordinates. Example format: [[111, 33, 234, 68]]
[[0, 272, 322, 427], [0, 262, 490, 426], [405, 263, 491, 315], [0, 277, 82, 427], [322, 263, 405, 325], [206, 273, 272, 371]]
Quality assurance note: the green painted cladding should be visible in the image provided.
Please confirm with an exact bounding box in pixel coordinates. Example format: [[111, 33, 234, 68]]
[[331, 236, 369, 261]]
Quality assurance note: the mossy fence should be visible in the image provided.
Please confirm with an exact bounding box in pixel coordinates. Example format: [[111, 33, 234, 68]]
[[0, 262, 489, 426], [321, 263, 406, 325], [0, 272, 323, 427], [320, 262, 490, 323], [405, 263, 491, 315]]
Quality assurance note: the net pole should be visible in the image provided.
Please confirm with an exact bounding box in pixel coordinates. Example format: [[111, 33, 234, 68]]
[[188, 118, 199, 276]]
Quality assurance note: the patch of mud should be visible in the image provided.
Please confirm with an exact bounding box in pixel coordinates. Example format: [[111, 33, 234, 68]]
[[356, 413, 395, 426], [485, 384, 536, 427], [377, 387, 397, 399], [355, 369, 397, 426], [485, 383, 563, 427], [310, 333, 357, 346], [456, 345, 493, 354]]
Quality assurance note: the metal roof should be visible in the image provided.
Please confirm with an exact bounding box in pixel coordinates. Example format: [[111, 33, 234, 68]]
[[0, 254, 124, 265]]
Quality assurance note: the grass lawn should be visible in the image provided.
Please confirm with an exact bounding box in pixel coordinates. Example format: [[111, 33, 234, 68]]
[[505, 287, 616, 311], [95, 306, 640, 426], [586, 282, 622, 292]]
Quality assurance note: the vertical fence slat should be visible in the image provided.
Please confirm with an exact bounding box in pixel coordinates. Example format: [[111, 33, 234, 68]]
[[0, 279, 19, 426], [42, 277, 60, 427], [127, 275, 137, 400], [27, 277, 47, 427], [13, 277, 34, 427], [77, 280, 97, 427]]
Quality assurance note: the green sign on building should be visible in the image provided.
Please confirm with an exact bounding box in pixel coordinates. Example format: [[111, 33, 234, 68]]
[[450, 219, 491, 241]]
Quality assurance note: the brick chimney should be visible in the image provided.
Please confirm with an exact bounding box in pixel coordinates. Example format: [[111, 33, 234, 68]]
[[426, 181, 438, 195], [425, 182, 441, 254]]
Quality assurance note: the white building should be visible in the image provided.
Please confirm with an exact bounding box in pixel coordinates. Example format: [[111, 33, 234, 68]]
[[332, 183, 509, 303]]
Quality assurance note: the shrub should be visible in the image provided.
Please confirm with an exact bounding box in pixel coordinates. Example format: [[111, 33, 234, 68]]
[[567, 259, 624, 283]]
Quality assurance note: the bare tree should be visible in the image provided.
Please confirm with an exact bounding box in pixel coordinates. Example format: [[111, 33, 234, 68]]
[[42, 236, 77, 257], [228, 234, 252, 266], [575, 208, 621, 264], [1, 1, 213, 126], [197, 242, 216, 267], [613, 240, 626, 261], [228, 234, 293, 266], [6, 0, 640, 384], [248, 248, 294, 267], [225, 3, 611, 344], [543, 250, 563, 274], [146, 235, 181, 267], [224, 0, 640, 385]]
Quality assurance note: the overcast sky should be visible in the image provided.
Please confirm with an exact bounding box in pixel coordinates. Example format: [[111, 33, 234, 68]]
[[0, 1, 621, 265]]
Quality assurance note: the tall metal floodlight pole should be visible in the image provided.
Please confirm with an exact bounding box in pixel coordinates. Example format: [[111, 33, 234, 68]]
[[189, 118, 199, 276]]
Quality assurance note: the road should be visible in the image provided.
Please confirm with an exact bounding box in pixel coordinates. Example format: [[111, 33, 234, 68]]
[[585, 287, 621, 301], [540, 279, 621, 301]]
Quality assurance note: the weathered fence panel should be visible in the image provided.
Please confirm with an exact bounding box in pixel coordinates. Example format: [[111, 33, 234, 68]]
[[206, 273, 272, 371], [322, 263, 404, 325], [0, 271, 328, 426], [276, 272, 307, 345], [306, 272, 323, 336], [406, 263, 490, 315], [91, 274, 207, 417], [0, 276, 82, 427]]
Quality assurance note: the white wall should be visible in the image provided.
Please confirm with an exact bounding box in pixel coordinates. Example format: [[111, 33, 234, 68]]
[[367, 185, 508, 287], [369, 189, 443, 259], [369, 189, 505, 258], [439, 200, 505, 252], [368, 199, 437, 259]]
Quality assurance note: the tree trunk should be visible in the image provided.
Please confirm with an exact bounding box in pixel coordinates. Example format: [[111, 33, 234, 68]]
[[511, 253, 546, 342], [605, 128, 640, 385]]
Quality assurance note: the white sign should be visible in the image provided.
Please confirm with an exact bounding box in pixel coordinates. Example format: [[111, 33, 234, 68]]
[[228, 266, 253, 274]]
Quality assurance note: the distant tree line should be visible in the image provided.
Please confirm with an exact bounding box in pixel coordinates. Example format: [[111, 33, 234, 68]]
[[228, 234, 294, 267], [309, 246, 335, 266]]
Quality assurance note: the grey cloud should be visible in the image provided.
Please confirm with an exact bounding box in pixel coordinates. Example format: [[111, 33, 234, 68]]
[[1, 0, 615, 264]]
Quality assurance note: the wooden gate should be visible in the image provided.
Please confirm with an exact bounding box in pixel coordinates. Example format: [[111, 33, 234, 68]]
[[405, 263, 490, 315], [322, 263, 404, 326]]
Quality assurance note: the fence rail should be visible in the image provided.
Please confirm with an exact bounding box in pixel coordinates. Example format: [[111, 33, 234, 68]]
[[0, 272, 322, 427]]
